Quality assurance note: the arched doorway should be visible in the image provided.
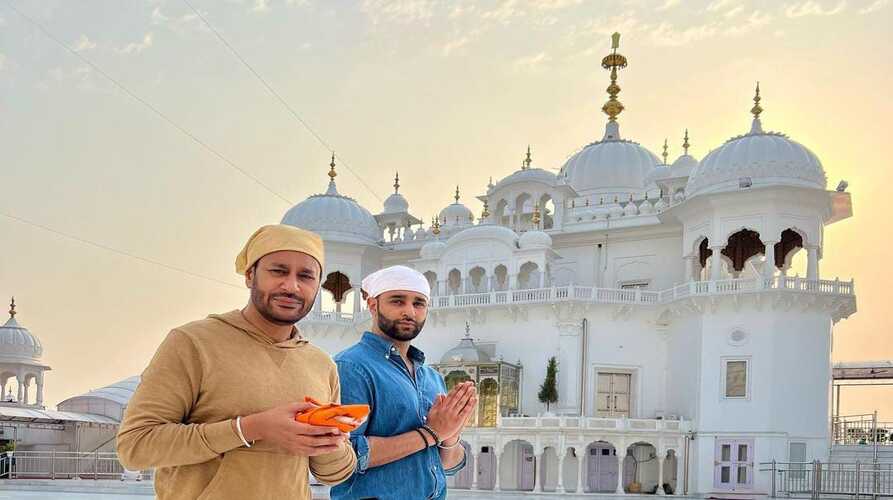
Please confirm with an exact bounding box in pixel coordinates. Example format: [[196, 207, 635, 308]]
[[626, 442, 660, 494], [586, 441, 618, 493], [721, 229, 765, 277], [500, 440, 535, 491]]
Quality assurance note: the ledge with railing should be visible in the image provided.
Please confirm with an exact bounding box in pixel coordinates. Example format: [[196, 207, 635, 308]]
[[427, 276, 854, 311], [0, 451, 151, 481], [833, 414, 893, 447], [496, 415, 691, 433], [762, 460, 893, 498]]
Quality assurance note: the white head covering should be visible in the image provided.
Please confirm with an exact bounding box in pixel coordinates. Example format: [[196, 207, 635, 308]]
[[362, 265, 431, 300]]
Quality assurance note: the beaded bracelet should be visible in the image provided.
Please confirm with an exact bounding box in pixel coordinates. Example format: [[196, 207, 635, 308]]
[[420, 425, 440, 445], [414, 428, 431, 449]]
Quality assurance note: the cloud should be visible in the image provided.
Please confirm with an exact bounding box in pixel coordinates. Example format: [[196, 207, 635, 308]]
[[724, 5, 745, 17], [117, 33, 154, 54], [362, 0, 437, 25], [784, 0, 847, 17], [529, 0, 583, 9], [442, 36, 470, 56], [650, 21, 718, 46], [73, 35, 97, 52], [512, 51, 549, 72], [481, 0, 524, 23], [706, 0, 737, 12], [724, 10, 773, 35], [657, 0, 680, 11], [252, 0, 270, 13], [858, 0, 889, 13], [151, 6, 168, 25]]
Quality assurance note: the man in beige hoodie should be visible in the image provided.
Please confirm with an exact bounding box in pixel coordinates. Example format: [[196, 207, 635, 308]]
[[117, 224, 357, 500]]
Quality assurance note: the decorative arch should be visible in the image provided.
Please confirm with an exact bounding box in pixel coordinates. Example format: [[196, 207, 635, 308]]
[[517, 261, 541, 289], [423, 271, 438, 296], [493, 264, 509, 291], [721, 229, 765, 273], [775, 228, 805, 270], [539, 193, 555, 229], [322, 271, 352, 303], [468, 266, 487, 293], [447, 268, 462, 295]]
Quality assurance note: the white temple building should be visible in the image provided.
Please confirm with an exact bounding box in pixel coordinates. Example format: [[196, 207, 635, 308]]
[[283, 34, 857, 496], [1, 33, 861, 497]]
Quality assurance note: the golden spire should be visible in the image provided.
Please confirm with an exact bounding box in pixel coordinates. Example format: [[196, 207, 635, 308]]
[[393, 172, 400, 193], [601, 32, 628, 123], [751, 82, 763, 120], [661, 138, 668, 165], [454, 185, 460, 203], [482, 199, 490, 219], [683, 129, 690, 155], [487, 176, 494, 189], [8, 297, 15, 318], [523, 145, 532, 170], [531, 203, 541, 227], [432, 217, 441, 235], [328, 153, 337, 180]]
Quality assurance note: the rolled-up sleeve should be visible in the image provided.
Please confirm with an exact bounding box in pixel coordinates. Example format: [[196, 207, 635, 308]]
[[335, 360, 374, 475]]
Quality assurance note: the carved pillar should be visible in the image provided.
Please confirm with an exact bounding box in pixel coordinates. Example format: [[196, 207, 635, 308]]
[[576, 447, 585, 493], [806, 245, 820, 281], [557, 322, 582, 414], [709, 246, 724, 281], [557, 450, 566, 493]]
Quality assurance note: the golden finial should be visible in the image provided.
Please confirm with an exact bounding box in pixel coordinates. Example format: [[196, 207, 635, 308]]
[[683, 129, 690, 155], [482, 199, 490, 219], [8, 297, 15, 318], [328, 153, 337, 180], [465, 321, 471, 337], [432, 217, 441, 235], [487, 176, 494, 189], [531, 203, 541, 227], [393, 172, 400, 193], [523, 145, 532, 170], [751, 82, 763, 120], [601, 32, 628, 123], [454, 186, 460, 203], [661, 138, 668, 165]]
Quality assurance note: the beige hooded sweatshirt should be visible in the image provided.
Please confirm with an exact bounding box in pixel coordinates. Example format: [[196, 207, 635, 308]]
[[116, 310, 356, 500]]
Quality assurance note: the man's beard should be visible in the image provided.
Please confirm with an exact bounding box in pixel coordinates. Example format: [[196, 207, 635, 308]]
[[251, 286, 312, 326], [377, 310, 425, 342]]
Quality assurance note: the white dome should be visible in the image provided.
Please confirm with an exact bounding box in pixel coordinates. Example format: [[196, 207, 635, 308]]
[[281, 179, 381, 245], [519, 230, 552, 249], [671, 154, 698, 177], [439, 202, 475, 227], [420, 239, 447, 259], [0, 313, 43, 362], [645, 164, 672, 185], [623, 199, 639, 216], [446, 224, 518, 249], [560, 122, 661, 195], [639, 198, 655, 214], [383, 192, 409, 214], [440, 336, 492, 364], [686, 118, 827, 197], [492, 168, 557, 192]]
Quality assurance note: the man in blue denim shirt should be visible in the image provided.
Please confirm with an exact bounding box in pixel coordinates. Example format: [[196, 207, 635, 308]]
[[332, 266, 477, 500]]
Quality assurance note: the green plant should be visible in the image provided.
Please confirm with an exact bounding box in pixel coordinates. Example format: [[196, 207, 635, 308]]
[[537, 356, 559, 412]]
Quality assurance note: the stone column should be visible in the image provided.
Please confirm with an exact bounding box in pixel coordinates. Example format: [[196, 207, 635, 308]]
[[494, 451, 502, 491], [806, 245, 820, 281], [657, 449, 665, 495], [685, 255, 699, 282], [16, 375, 24, 403], [576, 447, 585, 493], [762, 242, 778, 285], [23, 381, 29, 406], [557, 451, 566, 493], [616, 444, 626, 494], [36, 374, 44, 408], [557, 322, 582, 414], [534, 451, 543, 492], [709, 246, 724, 281], [471, 451, 480, 490]]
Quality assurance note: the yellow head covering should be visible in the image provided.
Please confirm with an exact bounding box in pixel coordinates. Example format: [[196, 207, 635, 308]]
[[235, 224, 325, 276]]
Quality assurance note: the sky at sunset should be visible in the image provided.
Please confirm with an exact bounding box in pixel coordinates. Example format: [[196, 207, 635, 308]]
[[1, 0, 891, 418]]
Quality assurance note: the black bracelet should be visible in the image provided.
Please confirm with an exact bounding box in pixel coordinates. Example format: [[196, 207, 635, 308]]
[[421, 425, 441, 445], [413, 428, 430, 449]]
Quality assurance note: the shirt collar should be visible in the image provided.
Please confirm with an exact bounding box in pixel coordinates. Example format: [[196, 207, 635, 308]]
[[361, 331, 426, 364]]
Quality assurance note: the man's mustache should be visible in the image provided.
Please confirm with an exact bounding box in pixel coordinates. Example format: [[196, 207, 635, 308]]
[[270, 293, 304, 304]]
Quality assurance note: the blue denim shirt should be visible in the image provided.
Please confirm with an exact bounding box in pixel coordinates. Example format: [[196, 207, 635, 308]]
[[331, 332, 466, 500]]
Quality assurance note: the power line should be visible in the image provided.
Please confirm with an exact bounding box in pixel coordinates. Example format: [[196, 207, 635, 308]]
[[1, 211, 244, 291], [3, 1, 293, 206], [181, 0, 385, 203]]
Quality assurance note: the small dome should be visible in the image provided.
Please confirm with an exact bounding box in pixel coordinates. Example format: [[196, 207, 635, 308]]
[[440, 335, 492, 364], [559, 122, 661, 195], [519, 230, 552, 249], [383, 193, 409, 214], [492, 168, 557, 192], [439, 187, 475, 227], [281, 166, 381, 245], [639, 198, 655, 214], [420, 239, 447, 259], [446, 224, 518, 249], [671, 154, 698, 177], [623, 199, 639, 216], [0, 302, 43, 362], [686, 92, 827, 198], [608, 199, 624, 218]]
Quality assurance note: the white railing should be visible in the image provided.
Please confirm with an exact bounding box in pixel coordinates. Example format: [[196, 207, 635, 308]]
[[833, 414, 893, 446], [0, 451, 152, 481], [762, 460, 893, 498], [497, 415, 689, 433], [305, 276, 855, 320]]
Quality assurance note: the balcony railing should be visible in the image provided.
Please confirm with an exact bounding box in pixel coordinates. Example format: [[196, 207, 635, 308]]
[[495, 415, 690, 433], [762, 461, 893, 498], [0, 451, 151, 481], [833, 414, 893, 446]]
